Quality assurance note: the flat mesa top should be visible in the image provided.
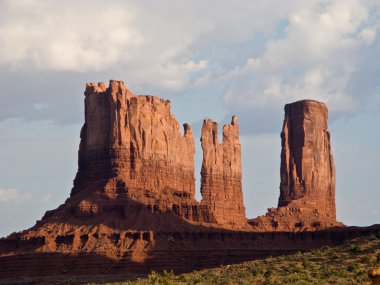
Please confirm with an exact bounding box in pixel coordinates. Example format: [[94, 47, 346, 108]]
[[287, 99, 327, 106], [285, 99, 328, 113]]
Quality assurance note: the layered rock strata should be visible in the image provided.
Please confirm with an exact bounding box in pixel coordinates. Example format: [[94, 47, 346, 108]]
[[25, 80, 247, 230], [0, 83, 350, 280], [249, 100, 343, 231], [279, 100, 336, 217], [200, 117, 247, 228], [2, 225, 377, 279], [73, 80, 195, 199]]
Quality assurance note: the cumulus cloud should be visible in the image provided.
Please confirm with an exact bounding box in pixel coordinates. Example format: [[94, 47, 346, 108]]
[[0, 0, 141, 71], [0, 0, 210, 93], [0, 0, 379, 129], [222, 1, 379, 118], [0, 189, 29, 203], [0, 0, 310, 91]]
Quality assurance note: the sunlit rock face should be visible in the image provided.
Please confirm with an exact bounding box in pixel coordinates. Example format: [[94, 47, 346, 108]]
[[0, 83, 355, 280], [72, 80, 195, 200], [249, 100, 343, 231], [200, 117, 247, 228], [68, 80, 246, 228], [279, 100, 336, 219]]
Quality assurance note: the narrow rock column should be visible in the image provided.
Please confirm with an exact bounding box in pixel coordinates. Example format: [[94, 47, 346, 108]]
[[279, 100, 336, 219], [200, 116, 247, 228]]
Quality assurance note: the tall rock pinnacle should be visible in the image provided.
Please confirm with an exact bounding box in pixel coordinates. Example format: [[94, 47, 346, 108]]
[[249, 99, 343, 231], [200, 116, 247, 228], [279, 100, 336, 219]]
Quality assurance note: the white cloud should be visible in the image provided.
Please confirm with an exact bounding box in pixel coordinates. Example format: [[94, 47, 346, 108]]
[[0, 0, 379, 125], [0, 0, 211, 93], [218, 0, 380, 124], [360, 28, 377, 45], [0, 0, 142, 71], [0, 189, 29, 203], [0, 0, 313, 94]]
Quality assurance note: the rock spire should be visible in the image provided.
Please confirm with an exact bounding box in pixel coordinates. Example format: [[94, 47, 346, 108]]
[[249, 99, 343, 231], [200, 116, 247, 228], [279, 100, 336, 219]]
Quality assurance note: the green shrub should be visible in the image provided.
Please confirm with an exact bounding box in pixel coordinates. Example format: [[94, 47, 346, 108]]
[[347, 264, 358, 272], [251, 268, 260, 276], [360, 255, 370, 263], [361, 254, 377, 266], [350, 244, 364, 252], [102, 234, 380, 285], [302, 260, 312, 268], [147, 270, 176, 285], [264, 270, 272, 278], [355, 268, 367, 276], [320, 246, 331, 252]]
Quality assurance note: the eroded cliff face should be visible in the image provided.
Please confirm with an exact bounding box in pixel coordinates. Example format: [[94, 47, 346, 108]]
[[200, 116, 247, 228], [0, 82, 350, 279], [9, 85, 340, 233], [279, 100, 336, 218], [72, 80, 195, 199], [34, 80, 248, 230], [249, 100, 343, 231]]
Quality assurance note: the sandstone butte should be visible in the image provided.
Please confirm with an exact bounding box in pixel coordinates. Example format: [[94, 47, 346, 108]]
[[249, 100, 344, 231], [1, 80, 378, 279]]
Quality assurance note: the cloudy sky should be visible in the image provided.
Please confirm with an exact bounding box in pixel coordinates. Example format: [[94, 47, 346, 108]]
[[0, 0, 379, 237]]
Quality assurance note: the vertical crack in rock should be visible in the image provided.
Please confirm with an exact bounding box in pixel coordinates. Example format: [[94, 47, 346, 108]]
[[200, 116, 247, 228]]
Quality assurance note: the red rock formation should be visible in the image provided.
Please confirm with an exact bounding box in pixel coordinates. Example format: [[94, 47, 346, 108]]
[[200, 116, 247, 228], [279, 100, 336, 217], [67, 80, 250, 228], [0, 84, 352, 280], [73, 80, 195, 199], [2, 225, 378, 280], [249, 100, 343, 231], [13, 80, 250, 230], [66, 80, 213, 225]]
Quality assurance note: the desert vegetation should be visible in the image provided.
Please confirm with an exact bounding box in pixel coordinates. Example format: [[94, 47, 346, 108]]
[[115, 233, 380, 285], [4, 232, 379, 284]]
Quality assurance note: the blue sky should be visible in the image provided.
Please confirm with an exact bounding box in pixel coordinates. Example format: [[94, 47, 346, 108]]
[[0, 0, 379, 237]]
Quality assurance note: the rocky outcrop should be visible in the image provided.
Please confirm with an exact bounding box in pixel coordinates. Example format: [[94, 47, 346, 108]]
[[279, 100, 336, 218], [0, 82, 351, 280], [200, 116, 247, 228], [66, 80, 211, 225], [1, 224, 378, 279], [17, 80, 252, 230], [73, 80, 195, 199], [249, 100, 343, 231]]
